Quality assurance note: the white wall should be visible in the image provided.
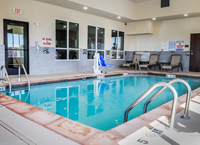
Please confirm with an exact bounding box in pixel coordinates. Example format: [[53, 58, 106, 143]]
[[1, 0, 200, 52], [125, 20, 153, 35], [0, 0, 126, 50], [0, 0, 32, 45], [70, 0, 136, 19], [31, 1, 125, 50], [126, 16, 200, 51], [135, 0, 200, 20]]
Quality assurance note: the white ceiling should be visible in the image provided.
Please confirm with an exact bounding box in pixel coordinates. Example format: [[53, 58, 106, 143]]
[[34, 0, 200, 23], [34, 0, 133, 22], [128, 0, 151, 3]]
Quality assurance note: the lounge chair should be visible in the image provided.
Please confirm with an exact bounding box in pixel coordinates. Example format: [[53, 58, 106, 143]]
[[140, 54, 159, 70], [99, 55, 114, 73], [122, 54, 141, 69], [161, 55, 181, 72]]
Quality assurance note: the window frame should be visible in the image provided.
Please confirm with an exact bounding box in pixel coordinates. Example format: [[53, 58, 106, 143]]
[[55, 18, 80, 61], [87, 24, 105, 60], [110, 29, 125, 60]]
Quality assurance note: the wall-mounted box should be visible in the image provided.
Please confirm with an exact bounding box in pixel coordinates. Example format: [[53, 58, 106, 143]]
[[125, 20, 153, 35]]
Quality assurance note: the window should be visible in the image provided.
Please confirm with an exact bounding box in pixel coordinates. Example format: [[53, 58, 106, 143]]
[[111, 30, 124, 60], [55, 19, 79, 60], [87, 25, 105, 59]]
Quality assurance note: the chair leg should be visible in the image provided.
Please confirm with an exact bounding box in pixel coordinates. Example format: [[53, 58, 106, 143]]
[[135, 63, 137, 71], [105, 67, 107, 74]]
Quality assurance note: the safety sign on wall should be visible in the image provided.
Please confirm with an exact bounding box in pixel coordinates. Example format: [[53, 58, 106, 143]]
[[161, 41, 169, 51], [13, 8, 22, 14], [42, 38, 52, 45], [168, 41, 176, 51], [34, 41, 40, 46], [176, 41, 184, 51]]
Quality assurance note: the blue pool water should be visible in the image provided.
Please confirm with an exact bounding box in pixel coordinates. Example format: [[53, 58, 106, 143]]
[[2, 75, 200, 131]]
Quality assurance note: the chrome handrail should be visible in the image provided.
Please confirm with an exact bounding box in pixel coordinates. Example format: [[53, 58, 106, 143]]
[[1, 66, 12, 93], [143, 79, 191, 120], [124, 82, 178, 130], [21, 64, 30, 91]]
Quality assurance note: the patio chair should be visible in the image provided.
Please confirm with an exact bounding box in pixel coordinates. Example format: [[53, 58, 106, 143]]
[[140, 54, 159, 71], [99, 55, 114, 73], [161, 55, 181, 72], [122, 54, 141, 69]]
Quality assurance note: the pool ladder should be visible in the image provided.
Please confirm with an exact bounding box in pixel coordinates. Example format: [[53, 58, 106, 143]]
[[0, 66, 12, 93], [124, 79, 192, 130], [0, 64, 30, 93]]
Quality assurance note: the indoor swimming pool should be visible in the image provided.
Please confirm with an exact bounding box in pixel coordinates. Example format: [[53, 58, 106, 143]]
[[2, 75, 200, 131]]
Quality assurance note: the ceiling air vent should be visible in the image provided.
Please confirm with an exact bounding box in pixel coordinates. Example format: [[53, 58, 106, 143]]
[[161, 0, 170, 8]]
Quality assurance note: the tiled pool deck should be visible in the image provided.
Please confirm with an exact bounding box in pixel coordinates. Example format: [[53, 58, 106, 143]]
[[0, 69, 200, 144]]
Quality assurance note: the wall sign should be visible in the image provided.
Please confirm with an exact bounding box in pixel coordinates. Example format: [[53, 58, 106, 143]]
[[13, 8, 22, 14], [83, 49, 87, 55], [176, 41, 184, 51], [106, 50, 110, 55], [161, 41, 169, 51], [42, 38, 52, 45], [34, 41, 40, 46], [43, 47, 49, 54], [168, 41, 176, 51]]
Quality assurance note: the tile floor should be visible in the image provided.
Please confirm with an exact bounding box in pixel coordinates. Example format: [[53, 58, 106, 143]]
[[0, 107, 79, 145]]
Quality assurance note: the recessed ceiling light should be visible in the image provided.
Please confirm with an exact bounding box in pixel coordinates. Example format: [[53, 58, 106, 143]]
[[83, 7, 88, 10], [184, 14, 188, 17], [152, 18, 156, 20], [63, 25, 66, 28], [118, 16, 121, 19]]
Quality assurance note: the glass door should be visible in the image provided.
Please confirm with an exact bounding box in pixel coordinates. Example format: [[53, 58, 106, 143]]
[[4, 19, 29, 75]]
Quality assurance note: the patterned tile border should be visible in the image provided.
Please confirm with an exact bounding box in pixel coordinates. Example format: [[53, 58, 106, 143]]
[[0, 71, 200, 144]]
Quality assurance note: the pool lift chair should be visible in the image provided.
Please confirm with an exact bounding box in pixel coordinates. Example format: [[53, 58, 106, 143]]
[[123, 78, 192, 130], [98, 55, 114, 74]]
